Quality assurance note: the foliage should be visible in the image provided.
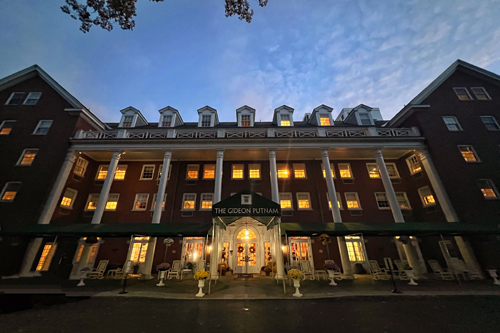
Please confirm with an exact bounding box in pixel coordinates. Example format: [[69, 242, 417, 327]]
[[194, 270, 209, 280], [319, 233, 331, 245], [403, 264, 412, 270], [287, 268, 304, 280], [156, 262, 170, 271], [61, 0, 269, 33], [324, 261, 340, 271]]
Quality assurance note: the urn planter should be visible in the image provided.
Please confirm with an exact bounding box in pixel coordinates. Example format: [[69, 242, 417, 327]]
[[327, 270, 338, 286], [156, 270, 167, 287], [293, 279, 303, 297], [196, 279, 206, 297], [405, 270, 418, 286], [487, 269, 500, 285]]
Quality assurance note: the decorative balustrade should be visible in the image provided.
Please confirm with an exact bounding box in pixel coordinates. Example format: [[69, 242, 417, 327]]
[[74, 126, 420, 140]]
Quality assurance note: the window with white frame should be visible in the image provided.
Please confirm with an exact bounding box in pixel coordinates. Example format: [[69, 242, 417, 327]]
[[24, 92, 42, 105], [203, 164, 215, 179], [280, 114, 291, 126], [442, 116, 462, 131], [150, 193, 166, 210], [296, 192, 311, 210], [157, 164, 172, 180], [458, 145, 480, 162], [36, 242, 57, 271], [182, 193, 196, 210], [345, 192, 361, 209], [345, 236, 365, 261], [140, 165, 155, 180], [133, 193, 149, 211], [327, 192, 343, 210], [293, 163, 306, 179], [480, 116, 500, 131], [6, 92, 26, 105], [406, 155, 422, 175], [338, 163, 353, 178], [85, 193, 119, 210], [17, 149, 38, 166], [1, 182, 21, 202], [60, 188, 78, 209], [471, 87, 491, 100], [319, 114, 331, 126], [232, 164, 244, 179], [366, 163, 399, 178], [85, 194, 99, 210], [418, 186, 436, 207], [322, 163, 335, 178], [279, 193, 293, 210], [96, 165, 127, 180], [200, 193, 213, 210], [122, 115, 134, 127], [161, 115, 173, 127], [358, 113, 373, 125], [396, 192, 411, 210], [241, 114, 251, 127], [249, 164, 261, 179], [105, 194, 119, 210], [375, 192, 390, 209], [73, 157, 88, 177], [477, 179, 499, 199], [186, 164, 199, 179], [33, 120, 52, 135], [277, 164, 290, 179], [0, 120, 16, 135], [453, 87, 472, 101], [201, 115, 212, 127]]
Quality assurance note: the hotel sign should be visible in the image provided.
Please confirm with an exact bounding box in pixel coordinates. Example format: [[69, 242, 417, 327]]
[[212, 191, 281, 217]]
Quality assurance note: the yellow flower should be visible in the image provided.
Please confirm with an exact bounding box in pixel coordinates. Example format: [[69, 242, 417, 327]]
[[288, 269, 304, 280], [194, 270, 209, 280]]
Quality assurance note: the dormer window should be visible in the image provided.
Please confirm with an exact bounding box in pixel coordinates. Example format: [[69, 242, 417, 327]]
[[161, 115, 172, 127], [236, 105, 255, 127], [158, 106, 182, 128], [197, 106, 219, 128], [119, 107, 148, 128], [241, 115, 251, 127], [201, 115, 212, 127], [122, 116, 134, 127], [358, 113, 373, 125], [280, 115, 291, 126], [320, 114, 331, 126]]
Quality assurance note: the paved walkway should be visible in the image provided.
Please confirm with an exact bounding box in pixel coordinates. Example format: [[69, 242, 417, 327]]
[[2, 273, 500, 299]]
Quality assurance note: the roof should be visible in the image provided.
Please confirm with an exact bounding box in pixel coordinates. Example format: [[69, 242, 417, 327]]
[[0, 65, 107, 131]]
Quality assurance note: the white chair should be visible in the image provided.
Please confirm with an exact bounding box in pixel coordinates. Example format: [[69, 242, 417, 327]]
[[87, 260, 108, 279], [428, 260, 454, 280], [450, 258, 469, 280], [299, 260, 315, 280], [168, 260, 182, 279], [107, 262, 128, 279], [394, 260, 410, 280], [369, 260, 390, 280], [194, 260, 206, 272]]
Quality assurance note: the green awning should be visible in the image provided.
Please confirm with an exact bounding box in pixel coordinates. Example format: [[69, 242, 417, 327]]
[[280, 222, 500, 237], [0, 223, 213, 237]]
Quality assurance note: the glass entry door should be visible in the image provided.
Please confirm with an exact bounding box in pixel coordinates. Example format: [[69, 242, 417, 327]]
[[234, 228, 259, 274]]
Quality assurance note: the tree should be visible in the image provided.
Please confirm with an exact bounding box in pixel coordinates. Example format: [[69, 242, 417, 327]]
[[61, 0, 269, 33]]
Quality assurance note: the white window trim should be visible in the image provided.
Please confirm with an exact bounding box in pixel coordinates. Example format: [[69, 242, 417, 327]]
[[453, 87, 473, 101], [60, 188, 78, 209], [338, 163, 354, 179], [442, 116, 462, 131], [296, 192, 312, 210], [418, 186, 436, 207], [457, 145, 481, 163], [366, 163, 399, 179], [186, 164, 200, 180], [248, 163, 261, 180], [160, 114, 174, 128], [471, 87, 491, 100], [231, 164, 244, 180], [132, 193, 150, 211], [406, 155, 422, 175], [356, 112, 374, 126], [199, 193, 214, 211], [327, 192, 343, 210], [278, 113, 293, 127], [396, 192, 412, 210], [74, 157, 89, 177], [202, 164, 215, 180], [181, 193, 197, 211], [322, 163, 335, 178], [480, 116, 500, 131], [293, 163, 307, 179], [105, 193, 120, 211], [318, 113, 332, 126], [140, 164, 156, 180], [120, 114, 137, 128], [279, 192, 293, 210], [238, 113, 254, 127], [199, 114, 213, 127], [277, 163, 290, 179], [16, 148, 38, 166], [5, 92, 25, 105], [32, 120, 53, 135], [23, 92, 42, 105], [157, 164, 172, 180], [0, 181, 21, 202], [374, 192, 390, 210], [344, 192, 362, 210], [84, 193, 100, 211], [477, 179, 500, 200], [150, 193, 167, 211]]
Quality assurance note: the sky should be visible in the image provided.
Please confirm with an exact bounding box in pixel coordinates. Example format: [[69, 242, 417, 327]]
[[1, 0, 500, 124]]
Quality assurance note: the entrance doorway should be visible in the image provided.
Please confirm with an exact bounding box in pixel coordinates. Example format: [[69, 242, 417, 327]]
[[234, 227, 259, 274]]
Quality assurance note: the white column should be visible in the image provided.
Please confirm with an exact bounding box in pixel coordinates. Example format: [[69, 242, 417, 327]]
[[139, 236, 157, 279], [374, 149, 404, 223], [19, 150, 77, 277], [91, 151, 122, 225], [418, 148, 482, 276], [210, 150, 224, 279], [269, 149, 284, 279], [321, 149, 353, 278]]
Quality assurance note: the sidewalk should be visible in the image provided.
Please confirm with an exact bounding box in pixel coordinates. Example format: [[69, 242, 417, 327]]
[[2, 273, 500, 300]]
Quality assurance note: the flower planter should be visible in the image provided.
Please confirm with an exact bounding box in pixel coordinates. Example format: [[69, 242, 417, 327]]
[[405, 270, 418, 286], [327, 270, 338, 286], [293, 279, 303, 297], [487, 269, 500, 285], [196, 279, 206, 297], [156, 270, 167, 287]]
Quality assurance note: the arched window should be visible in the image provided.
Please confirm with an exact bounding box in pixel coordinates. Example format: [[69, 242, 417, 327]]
[[237, 228, 256, 240]]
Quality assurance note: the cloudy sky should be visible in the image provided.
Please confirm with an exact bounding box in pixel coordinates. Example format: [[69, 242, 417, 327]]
[[1, 0, 499, 123]]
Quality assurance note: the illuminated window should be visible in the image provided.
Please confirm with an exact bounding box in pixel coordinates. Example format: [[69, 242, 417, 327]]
[[345, 236, 365, 261], [327, 192, 342, 210], [24, 92, 42, 105], [289, 237, 310, 264], [406, 155, 422, 175], [122, 115, 134, 127], [241, 114, 251, 127], [345, 192, 361, 210], [202, 164, 215, 179], [249, 164, 261, 179], [418, 186, 436, 207], [338, 163, 353, 178], [133, 193, 149, 211], [96, 166, 108, 180], [322, 163, 335, 178], [458, 146, 479, 162], [280, 114, 291, 126], [74, 240, 99, 263], [96, 165, 127, 180], [17, 149, 38, 166], [0, 120, 16, 135], [74, 157, 88, 177], [114, 165, 127, 180], [477, 179, 499, 199], [130, 236, 150, 263], [366, 163, 399, 178], [480, 116, 500, 131], [280, 193, 293, 210], [36, 243, 57, 271], [85, 194, 99, 210], [442, 116, 462, 131], [232, 164, 244, 179], [453, 87, 472, 101], [105, 194, 119, 210], [277, 164, 290, 179], [182, 193, 196, 210], [319, 114, 331, 126], [183, 238, 204, 262], [200, 193, 213, 210], [33, 120, 52, 135], [237, 228, 257, 240], [471, 87, 491, 100], [150, 193, 166, 211], [201, 115, 212, 127], [60, 188, 77, 209], [293, 163, 306, 178], [0, 182, 21, 202], [186, 164, 199, 179], [140, 165, 155, 179], [296, 192, 311, 210], [161, 115, 172, 127], [5, 92, 25, 105], [396, 192, 411, 210]]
